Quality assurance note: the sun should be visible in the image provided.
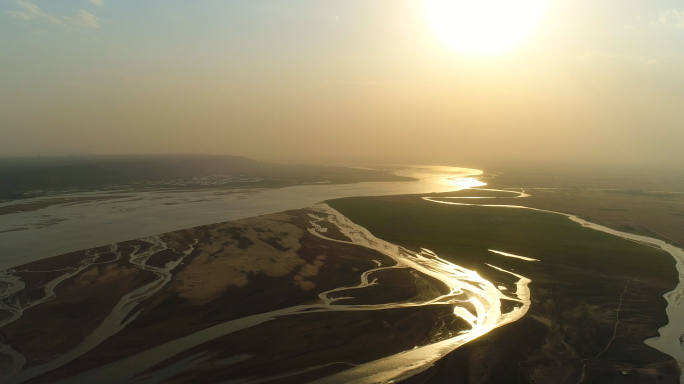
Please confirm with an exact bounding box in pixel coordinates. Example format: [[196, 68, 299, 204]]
[[423, 0, 547, 56]]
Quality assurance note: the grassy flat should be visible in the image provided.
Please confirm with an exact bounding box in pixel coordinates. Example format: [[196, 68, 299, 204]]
[[327, 194, 680, 383], [327, 195, 676, 281]]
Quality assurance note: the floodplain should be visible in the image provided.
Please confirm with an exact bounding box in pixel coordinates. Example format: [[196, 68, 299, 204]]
[[0, 166, 682, 384]]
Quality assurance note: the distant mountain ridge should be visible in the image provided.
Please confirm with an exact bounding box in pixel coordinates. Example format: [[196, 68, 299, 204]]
[[0, 155, 414, 199]]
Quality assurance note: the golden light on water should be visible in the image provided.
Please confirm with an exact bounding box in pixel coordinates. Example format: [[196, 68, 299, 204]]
[[423, 0, 547, 56], [447, 177, 486, 189]]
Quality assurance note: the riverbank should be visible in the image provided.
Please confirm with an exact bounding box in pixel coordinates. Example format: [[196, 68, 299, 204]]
[[0, 166, 481, 270], [1, 167, 680, 383]]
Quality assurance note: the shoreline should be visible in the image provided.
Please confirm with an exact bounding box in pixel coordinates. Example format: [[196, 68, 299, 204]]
[[0, 166, 482, 270], [1, 170, 681, 383]]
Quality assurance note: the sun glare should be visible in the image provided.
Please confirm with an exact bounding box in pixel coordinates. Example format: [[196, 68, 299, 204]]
[[424, 0, 547, 56]]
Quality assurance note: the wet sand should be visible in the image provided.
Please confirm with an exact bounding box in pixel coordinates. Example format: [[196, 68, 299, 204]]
[[2, 205, 522, 384]]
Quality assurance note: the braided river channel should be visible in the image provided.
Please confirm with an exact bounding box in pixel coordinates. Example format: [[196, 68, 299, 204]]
[[0, 165, 682, 383]]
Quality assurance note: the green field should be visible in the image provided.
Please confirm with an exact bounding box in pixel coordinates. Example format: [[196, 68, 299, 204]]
[[327, 195, 676, 282], [326, 194, 680, 382]]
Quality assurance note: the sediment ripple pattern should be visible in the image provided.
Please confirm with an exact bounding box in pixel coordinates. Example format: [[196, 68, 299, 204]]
[[0, 238, 196, 383], [0, 204, 530, 384]]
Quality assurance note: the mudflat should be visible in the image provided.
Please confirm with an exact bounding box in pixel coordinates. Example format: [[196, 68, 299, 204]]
[[0, 208, 467, 383]]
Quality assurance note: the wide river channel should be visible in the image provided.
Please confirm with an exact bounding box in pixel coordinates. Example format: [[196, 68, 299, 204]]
[[0, 165, 682, 383], [0, 165, 483, 270]]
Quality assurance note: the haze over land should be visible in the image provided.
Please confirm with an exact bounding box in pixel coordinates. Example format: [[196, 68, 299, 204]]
[[2, 0, 684, 168], [3, 2, 684, 383]]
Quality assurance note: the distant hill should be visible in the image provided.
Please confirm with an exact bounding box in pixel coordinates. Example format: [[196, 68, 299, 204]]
[[0, 155, 415, 199]]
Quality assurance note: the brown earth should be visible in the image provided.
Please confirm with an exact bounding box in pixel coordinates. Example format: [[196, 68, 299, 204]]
[[5, 209, 444, 384]]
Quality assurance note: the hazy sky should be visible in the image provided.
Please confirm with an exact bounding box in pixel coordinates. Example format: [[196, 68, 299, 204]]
[[2, 0, 683, 167]]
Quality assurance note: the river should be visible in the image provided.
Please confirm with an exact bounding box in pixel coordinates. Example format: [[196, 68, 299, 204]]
[[0, 165, 681, 383], [0, 165, 483, 270]]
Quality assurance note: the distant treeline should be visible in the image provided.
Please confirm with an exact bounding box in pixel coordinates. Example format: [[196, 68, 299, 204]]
[[0, 155, 414, 199]]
